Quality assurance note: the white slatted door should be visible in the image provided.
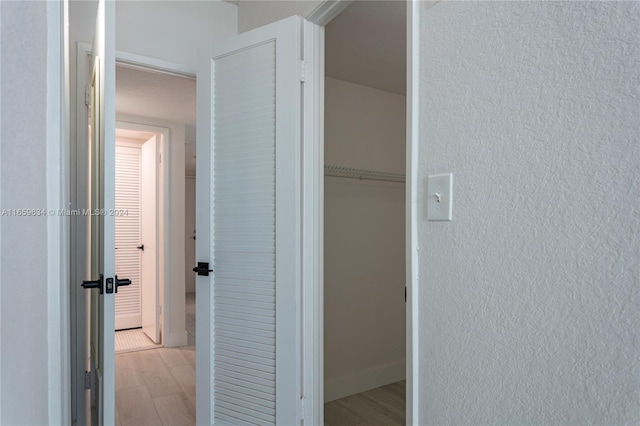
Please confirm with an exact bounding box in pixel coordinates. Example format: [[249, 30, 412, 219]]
[[115, 143, 142, 330], [196, 16, 313, 425], [85, 0, 116, 423]]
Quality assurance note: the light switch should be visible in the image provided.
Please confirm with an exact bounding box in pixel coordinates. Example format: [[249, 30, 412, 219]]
[[427, 173, 453, 221]]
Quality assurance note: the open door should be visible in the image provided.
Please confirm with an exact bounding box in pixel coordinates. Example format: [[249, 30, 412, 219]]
[[81, 0, 119, 424], [141, 135, 159, 343], [195, 16, 322, 425]]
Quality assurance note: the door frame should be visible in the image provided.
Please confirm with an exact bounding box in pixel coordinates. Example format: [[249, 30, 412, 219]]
[[69, 1, 421, 423], [114, 121, 168, 341], [71, 42, 194, 425], [304, 0, 419, 423]]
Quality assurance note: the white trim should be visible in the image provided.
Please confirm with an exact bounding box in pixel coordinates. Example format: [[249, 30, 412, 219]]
[[194, 48, 212, 425], [72, 40, 90, 426], [0, 0, 3, 417], [78, 41, 196, 79], [116, 50, 195, 79], [407, 1, 421, 424], [162, 330, 189, 348], [305, 0, 353, 26], [325, 361, 406, 403], [302, 19, 324, 426], [46, 1, 70, 424]]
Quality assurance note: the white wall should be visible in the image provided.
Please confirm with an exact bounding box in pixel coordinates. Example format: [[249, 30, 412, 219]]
[[324, 78, 406, 400], [70, 0, 237, 71], [185, 177, 196, 294], [116, 1, 237, 70], [1, 1, 68, 424], [1, 4, 48, 423], [417, 2, 640, 424]]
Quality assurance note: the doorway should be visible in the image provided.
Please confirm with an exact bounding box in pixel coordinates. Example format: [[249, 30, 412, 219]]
[[114, 126, 160, 351], [112, 64, 197, 424], [322, 1, 407, 424], [71, 2, 416, 422]]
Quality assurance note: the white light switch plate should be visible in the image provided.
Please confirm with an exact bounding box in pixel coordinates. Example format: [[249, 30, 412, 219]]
[[427, 173, 453, 221]]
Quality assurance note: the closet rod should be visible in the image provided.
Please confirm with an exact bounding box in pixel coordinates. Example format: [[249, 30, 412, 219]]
[[324, 165, 405, 183]]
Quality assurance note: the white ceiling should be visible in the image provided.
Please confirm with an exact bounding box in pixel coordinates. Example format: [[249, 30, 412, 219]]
[[116, 65, 198, 174], [116, 66, 196, 126], [326, 1, 406, 96], [115, 1, 405, 175]]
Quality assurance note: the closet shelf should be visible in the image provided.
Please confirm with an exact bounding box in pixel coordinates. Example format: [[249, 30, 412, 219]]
[[324, 165, 405, 183]]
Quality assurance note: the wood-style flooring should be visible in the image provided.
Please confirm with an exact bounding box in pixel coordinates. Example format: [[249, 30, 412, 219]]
[[115, 293, 406, 425], [325, 381, 406, 426], [115, 345, 196, 426]]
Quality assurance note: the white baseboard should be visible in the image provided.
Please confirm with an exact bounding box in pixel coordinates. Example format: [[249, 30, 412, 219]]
[[163, 329, 188, 347], [324, 360, 406, 402]]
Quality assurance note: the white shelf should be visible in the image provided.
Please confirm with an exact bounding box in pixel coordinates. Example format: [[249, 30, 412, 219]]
[[324, 164, 405, 183]]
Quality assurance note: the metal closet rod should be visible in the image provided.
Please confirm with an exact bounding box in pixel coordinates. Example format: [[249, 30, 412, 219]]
[[324, 164, 406, 183]]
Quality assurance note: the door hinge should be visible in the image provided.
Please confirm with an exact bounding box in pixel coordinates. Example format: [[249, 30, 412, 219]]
[[85, 86, 91, 106], [158, 305, 162, 315], [84, 371, 92, 390], [158, 153, 162, 163], [300, 60, 306, 83], [299, 396, 306, 424]]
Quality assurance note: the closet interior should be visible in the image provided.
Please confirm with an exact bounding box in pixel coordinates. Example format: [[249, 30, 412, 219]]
[[323, 0, 407, 419]]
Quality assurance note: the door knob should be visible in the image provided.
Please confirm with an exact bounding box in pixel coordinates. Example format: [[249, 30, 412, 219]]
[[81, 274, 103, 294], [114, 275, 131, 293], [137, 244, 144, 251], [193, 262, 213, 276]]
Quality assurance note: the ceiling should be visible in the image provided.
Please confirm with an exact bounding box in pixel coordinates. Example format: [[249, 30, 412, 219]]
[[326, 1, 406, 96], [115, 1, 406, 175], [116, 65, 198, 174]]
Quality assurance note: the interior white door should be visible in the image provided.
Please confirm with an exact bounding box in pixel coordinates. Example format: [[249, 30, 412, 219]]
[[195, 15, 319, 425], [84, 0, 116, 424], [141, 135, 159, 343], [115, 143, 142, 330]]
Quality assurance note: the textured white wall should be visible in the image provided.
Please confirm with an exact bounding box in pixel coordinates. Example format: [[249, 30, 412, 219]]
[[418, 1, 640, 424], [70, 1, 237, 71], [1, 1, 57, 423], [324, 78, 406, 400]]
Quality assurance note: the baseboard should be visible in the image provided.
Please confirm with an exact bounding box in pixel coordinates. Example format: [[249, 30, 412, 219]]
[[163, 329, 188, 347], [324, 360, 406, 402]]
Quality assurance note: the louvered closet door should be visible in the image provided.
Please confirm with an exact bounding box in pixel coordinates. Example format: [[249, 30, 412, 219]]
[[114, 144, 142, 330], [196, 16, 304, 425]]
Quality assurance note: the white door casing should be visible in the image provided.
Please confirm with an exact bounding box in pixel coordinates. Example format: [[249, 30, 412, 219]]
[[195, 16, 321, 425]]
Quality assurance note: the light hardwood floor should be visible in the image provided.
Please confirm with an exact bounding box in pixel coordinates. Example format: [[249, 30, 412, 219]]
[[115, 293, 405, 425], [115, 345, 196, 426], [325, 381, 406, 426]]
